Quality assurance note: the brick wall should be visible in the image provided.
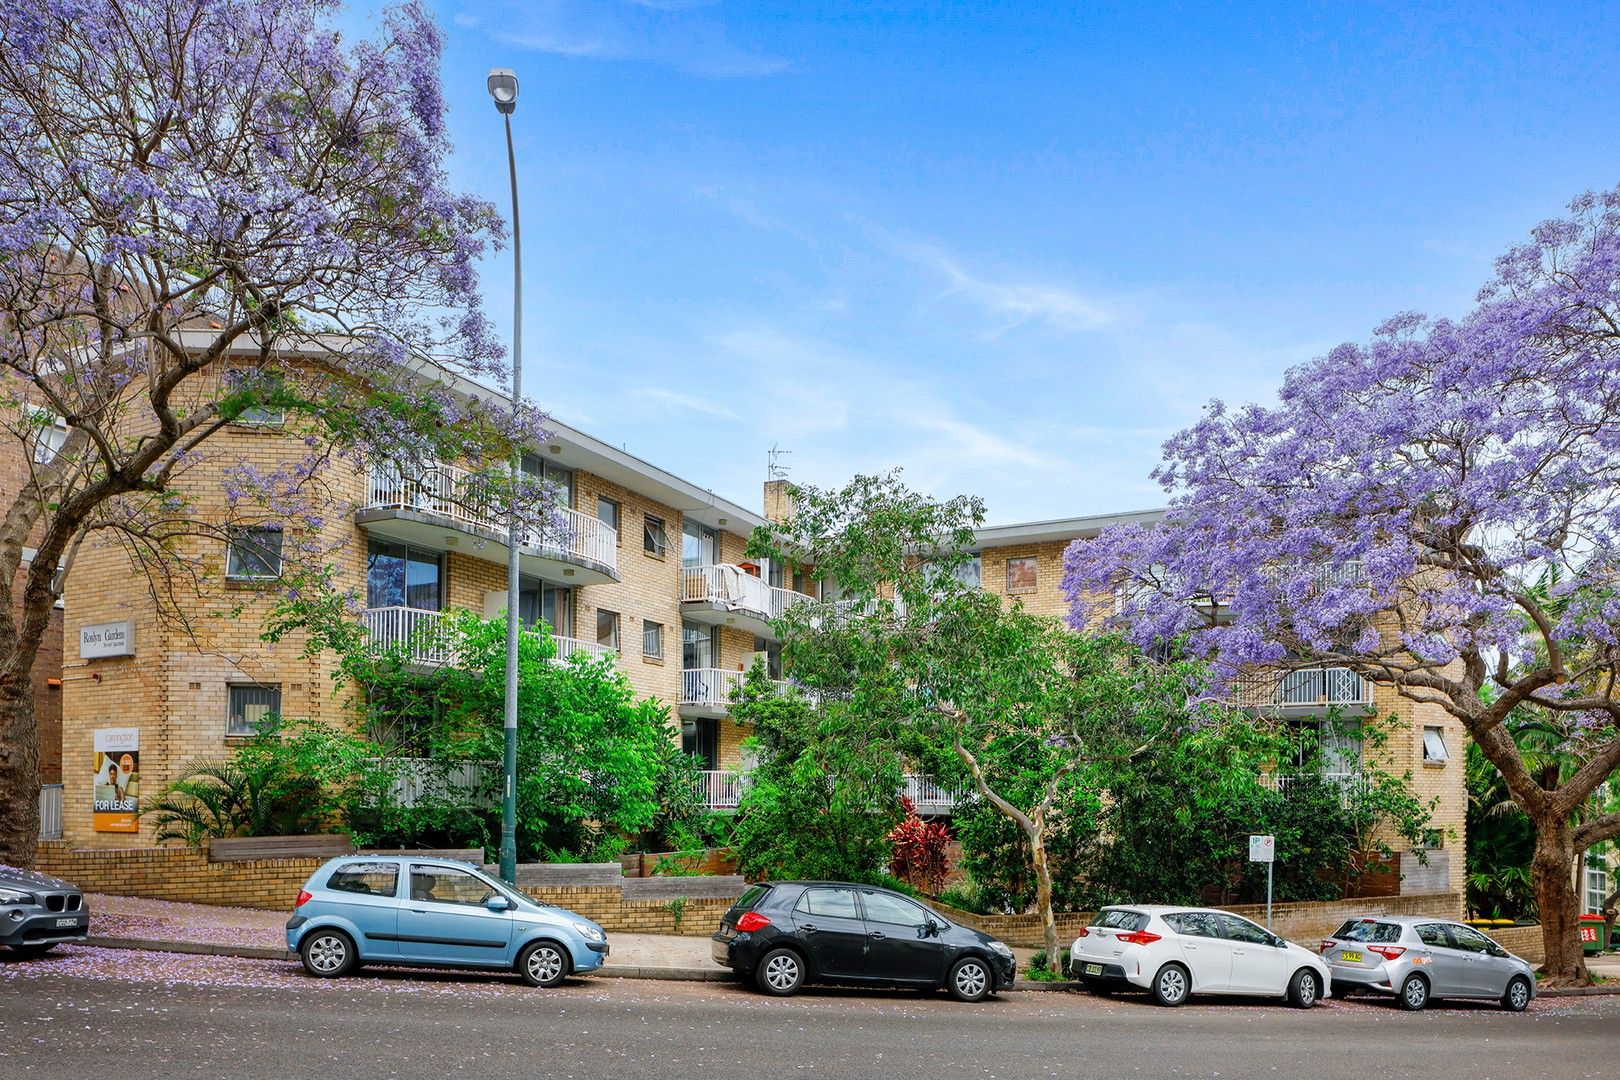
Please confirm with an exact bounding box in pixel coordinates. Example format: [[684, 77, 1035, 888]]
[[36, 840, 317, 910], [1482, 924, 1544, 966]]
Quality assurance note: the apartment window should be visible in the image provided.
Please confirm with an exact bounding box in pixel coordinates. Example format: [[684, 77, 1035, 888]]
[[520, 454, 574, 507], [227, 683, 281, 736], [597, 497, 620, 541], [366, 539, 442, 610], [682, 520, 717, 567], [596, 609, 620, 651], [224, 368, 286, 426], [1422, 726, 1450, 762], [683, 620, 719, 669], [643, 621, 664, 660], [226, 526, 283, 580], [644, 514, 668, 557], [30, 410, 70, 465], [1006, 557, 1038, 594], [1587, 864, 1610, 915], [518, 578, 571, 637]]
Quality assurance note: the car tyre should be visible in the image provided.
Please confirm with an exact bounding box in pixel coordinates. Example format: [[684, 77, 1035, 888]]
[[299, 928, 356, 979], [756, 947, 805, 996], [1287, 968, 1321, 1009], [1501, 975, 1532, 1012], [947, 956, 992, 1003], [1151, 962, 1191, 1007], [518, 940, 570, 988], [1397, 973, 1429, 1011], [8, 943, 57, 958]]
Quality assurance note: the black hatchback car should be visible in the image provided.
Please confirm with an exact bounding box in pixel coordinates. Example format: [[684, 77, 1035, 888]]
[[712, 881, 1017, 1001], [0, 866, 89, 956]]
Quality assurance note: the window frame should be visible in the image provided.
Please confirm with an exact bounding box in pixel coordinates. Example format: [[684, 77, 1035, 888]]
[[1005, 556, 1038, 594], [596, 608, 620, 651], [1422, 726, 1450, 762], [226, 682, 282, 737], [643, 514, 668, 557], [224, 368, 287, 427], [226, 525, 284, 581], [642, 620, 664, 660], [597, 496, 621, 542], [408, 863, 502, 907]]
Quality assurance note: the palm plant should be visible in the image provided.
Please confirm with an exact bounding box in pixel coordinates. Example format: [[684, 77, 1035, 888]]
[[143, 758, 325, 846]]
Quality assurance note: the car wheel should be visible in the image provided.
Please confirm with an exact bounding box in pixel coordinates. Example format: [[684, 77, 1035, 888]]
[[1397, 973, 1429, 1011], [8, 943, 57, 958], [1081, 978, 1115, 996], [755, 947, 805, 996], [1151, 963, 1191, 1007], [947, 956, 992, 1003], [518, 940, 570, 988], [1287, 968, 1321, 1009], [1501, 975, 1532, 1012], [299, 929, 356, 978]]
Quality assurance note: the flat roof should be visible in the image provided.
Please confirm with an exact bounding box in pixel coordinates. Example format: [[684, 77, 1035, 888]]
[[972, 507, 1164, 549]]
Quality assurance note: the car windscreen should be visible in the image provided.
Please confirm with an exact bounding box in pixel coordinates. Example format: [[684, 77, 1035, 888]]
[[1091, 909, 1149, 932], [727, 884, 771, 917], [1331, 919, 1402, 944]]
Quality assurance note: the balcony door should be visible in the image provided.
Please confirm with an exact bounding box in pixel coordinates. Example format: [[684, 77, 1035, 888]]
[[366, 540, 443, 611], [518, 577, 572, 639], [521, 454, 574, 508], [683, 620, 719, 670], [683, 717, 719, 769], [683, 521, 718, 568]]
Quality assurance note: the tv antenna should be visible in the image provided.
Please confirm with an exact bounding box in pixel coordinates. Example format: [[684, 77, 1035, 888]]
[[767, 445, 792, 480]]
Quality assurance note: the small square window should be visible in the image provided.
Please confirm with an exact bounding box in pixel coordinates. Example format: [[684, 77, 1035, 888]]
[[30, 410, 70, 465], [643, 621, 664, 660], [1422, 726, 1450, 762], [224, 369, 286, 426], [596, 609, 620, 651], [227, 683, 281, 736], [643, 514, 667, 556], [226, 526, 284, 579], [1006, 556, 1038, 594], [597, 497, 620, 540]]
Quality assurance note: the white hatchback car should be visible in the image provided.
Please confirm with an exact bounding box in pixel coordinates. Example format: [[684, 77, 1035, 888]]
[[1069, 905, 1332, 1008]]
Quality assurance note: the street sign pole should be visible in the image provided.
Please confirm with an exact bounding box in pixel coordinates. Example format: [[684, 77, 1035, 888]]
[[1249, 834, 1276, 930], [1267, 859, 1273, 930]]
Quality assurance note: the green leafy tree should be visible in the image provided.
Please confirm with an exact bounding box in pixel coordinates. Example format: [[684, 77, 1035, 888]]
[[728, 667, 905, 882]]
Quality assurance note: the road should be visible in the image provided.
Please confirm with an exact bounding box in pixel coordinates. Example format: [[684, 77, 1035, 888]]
[[3, 946, 1616, 1079]]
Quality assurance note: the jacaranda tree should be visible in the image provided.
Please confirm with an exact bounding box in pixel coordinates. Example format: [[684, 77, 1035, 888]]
[[0, 0, 543, 865], [1063, 187, 1620, 982]]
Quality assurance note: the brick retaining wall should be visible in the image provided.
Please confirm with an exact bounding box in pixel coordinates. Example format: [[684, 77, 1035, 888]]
[[1482, 924, 1544, 965]]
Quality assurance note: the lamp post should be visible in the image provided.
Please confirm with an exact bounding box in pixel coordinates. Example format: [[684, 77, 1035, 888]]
[[488, 67, 521, 885]]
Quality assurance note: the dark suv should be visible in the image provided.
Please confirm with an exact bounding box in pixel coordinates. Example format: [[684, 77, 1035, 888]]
[[711, 881, 1016, 1001], [0, 866, 89, 956]]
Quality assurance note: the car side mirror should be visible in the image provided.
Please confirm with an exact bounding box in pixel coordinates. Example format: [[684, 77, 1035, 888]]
[[485, 895, 512, 912], [927, 919, 942, 937], [1272, 935, 1287, 948]]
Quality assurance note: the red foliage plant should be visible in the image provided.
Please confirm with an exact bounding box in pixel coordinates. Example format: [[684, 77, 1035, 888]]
[[888, 797, 950, 894]]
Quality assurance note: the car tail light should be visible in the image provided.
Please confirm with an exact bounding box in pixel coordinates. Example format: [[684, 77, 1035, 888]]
[[295, 890, 312, 907], [1075, 928, 1089, 938], [1116, 931, 1162, 946], [1320, 939, 1336, 954], [1369, 945, 1406, 961], [735, 911, 771, 933]]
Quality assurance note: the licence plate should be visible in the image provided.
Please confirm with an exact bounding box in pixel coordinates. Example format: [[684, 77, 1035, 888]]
[[1338, 950, 1362, 963], [55, 918, 78, 928], [1084, 963, 1104, 976]]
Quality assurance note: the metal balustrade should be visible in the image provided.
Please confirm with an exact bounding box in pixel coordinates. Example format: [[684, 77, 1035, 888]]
[[38, 784, 62, 840], [680, 668, 796, 709], [681, 564, 812, 622], [1232, 667, 1372, 711], [362, 608, 616, 670], [694, 770, 746, 810], [904, 773, 968, 814], [1258, 771, 1370, 808], [688, 770, 966, 812], [369, 758, 494, 808], [364, 464, 617, 574], [549, 635, 616, 666]]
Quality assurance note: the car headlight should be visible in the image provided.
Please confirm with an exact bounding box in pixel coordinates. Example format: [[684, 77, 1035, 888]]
[[0, 888, 34, 905], [989, 941, 1014, 958], [573, 921, 605, 943]]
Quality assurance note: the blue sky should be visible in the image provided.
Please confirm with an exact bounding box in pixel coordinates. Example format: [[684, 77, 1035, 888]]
[[391, 1, 1618, 523]]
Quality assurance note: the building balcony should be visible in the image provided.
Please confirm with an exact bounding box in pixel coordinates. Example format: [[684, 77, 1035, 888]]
[[689, 769, 965, 813], [904, 773, 967, 816], [360, 606, 617, 672], [680, 564, 812, 639], [694, 770, 746, 810], [359, 464, 618, 585], [1232, 667, 1373, 716], [1259, 770, 1370, 808], [678, 667, 798, 718]]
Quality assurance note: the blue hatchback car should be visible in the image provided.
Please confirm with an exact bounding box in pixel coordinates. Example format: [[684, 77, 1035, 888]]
[[286, 856, 608, 987]]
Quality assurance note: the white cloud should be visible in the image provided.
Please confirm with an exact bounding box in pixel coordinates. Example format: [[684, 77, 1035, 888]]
[[630, 386, 740, 420], [894, 242, 1116, 335]]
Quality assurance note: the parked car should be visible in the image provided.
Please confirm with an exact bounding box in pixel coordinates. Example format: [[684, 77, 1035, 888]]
[[1068, 905, 1331, 1008], [712, 881, 1017, 1001], [1319, 915, 1535, 1011], [0, 866, 90, 956], [286, 856, 608, 987]]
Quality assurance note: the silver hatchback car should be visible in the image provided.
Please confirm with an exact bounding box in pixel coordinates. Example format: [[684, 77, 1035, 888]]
[[1319, 915, 1535, 1011]]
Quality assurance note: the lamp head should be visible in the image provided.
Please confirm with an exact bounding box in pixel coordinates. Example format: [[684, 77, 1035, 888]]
[[487, 68, 518, 114]]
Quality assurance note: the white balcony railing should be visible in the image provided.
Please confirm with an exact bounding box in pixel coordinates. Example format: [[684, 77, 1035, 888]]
[[694, 770, 746, 810], [681, 564, 812, 622], [1259, 771, 1370, 808], [38, 784, 62, 840], [830, 596, 908, 622], [370, 758, 494, 808], [364, 464, 617, 574], [362, 606, 455, 667], [549, 635, 616, 667], [680, 668, 796, 710], [904, 773, 967, 814], [1233, 667, 1372, 711]]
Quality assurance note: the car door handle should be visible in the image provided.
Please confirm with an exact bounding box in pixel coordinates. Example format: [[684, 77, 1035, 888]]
[[410, 908, 427, 915], [869, 931, 886, 940], [1185, 944, 1198, 951], [799, 924, 818, 934]]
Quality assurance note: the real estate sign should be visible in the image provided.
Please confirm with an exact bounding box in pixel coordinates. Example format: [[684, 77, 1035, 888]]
[[92, 727, 140, 833]]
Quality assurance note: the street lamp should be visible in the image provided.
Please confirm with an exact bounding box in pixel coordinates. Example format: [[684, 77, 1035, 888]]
[[489, 67, 521, 885]]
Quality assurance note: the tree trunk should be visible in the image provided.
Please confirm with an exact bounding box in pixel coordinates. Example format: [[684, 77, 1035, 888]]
[[1531, 821, 1588, 984], [0, 669, 41, 868], [1025, 820, 1060, 977]]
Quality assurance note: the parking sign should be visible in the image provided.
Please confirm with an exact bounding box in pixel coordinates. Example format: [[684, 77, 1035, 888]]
[[1249, 834, 1275, 863]]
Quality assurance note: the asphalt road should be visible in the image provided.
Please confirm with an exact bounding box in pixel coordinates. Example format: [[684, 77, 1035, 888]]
[[3, 947, 1617, 1080]]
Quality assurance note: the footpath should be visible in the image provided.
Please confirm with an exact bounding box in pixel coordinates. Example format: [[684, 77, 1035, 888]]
[[77, 892, 1620, 994]]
